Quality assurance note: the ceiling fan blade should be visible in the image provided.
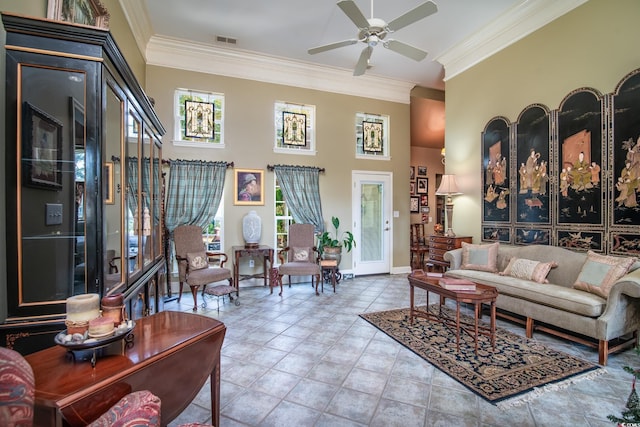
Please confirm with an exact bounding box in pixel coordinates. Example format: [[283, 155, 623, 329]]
[[353, 46, 373, 76], [337, 0, 369, 29], [385, 39, 428, 61], [308, 39, 358, 55], [387, 1, 438, 32]]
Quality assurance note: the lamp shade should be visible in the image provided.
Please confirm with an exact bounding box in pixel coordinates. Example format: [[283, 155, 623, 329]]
[[435, 174, 462, 195]]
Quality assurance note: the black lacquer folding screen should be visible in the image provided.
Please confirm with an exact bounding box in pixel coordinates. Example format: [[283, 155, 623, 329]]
[[481, 67, 640, 255]]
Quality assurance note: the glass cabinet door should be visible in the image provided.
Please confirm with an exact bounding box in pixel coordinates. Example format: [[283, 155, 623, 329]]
[[126, 111, 142, 277], [104, 83, 125, 292], [153, 140, 163, 260], [17, 64, 90, 306], [141, 129, 153, 266]]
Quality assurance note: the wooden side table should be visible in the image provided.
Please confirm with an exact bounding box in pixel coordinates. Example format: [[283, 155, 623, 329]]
[[232, 245, 274, 295], [427, 235, 472, 271], [26, 311, 225, 427]]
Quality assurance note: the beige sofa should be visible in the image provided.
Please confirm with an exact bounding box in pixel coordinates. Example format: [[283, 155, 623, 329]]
[[443, 244, 640, 365]]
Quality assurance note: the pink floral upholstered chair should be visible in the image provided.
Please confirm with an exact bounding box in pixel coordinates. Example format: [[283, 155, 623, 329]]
[[0, 346, 161, 427], [0, 346, 34, 426]]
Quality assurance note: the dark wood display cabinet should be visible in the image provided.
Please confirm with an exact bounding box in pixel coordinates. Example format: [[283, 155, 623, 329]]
[[1, 14, 167, 354]]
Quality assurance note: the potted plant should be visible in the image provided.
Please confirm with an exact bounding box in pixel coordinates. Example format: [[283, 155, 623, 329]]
[[318, 216, 355, 265]]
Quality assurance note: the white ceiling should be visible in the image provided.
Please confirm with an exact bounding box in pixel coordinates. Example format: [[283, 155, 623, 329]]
[[124, 0, 585, 93], [119, 0, 585, 148]]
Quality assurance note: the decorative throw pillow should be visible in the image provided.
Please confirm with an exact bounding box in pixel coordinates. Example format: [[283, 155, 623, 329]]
[[292, 247, 310, 262], [186, 251, 209, 270], [461, 242, 499, 273], [573, 251, 635, 298], [500, 257, 558, 283]]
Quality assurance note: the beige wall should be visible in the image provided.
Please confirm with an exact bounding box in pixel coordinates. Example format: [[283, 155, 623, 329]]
[[146, 66, 412, 270], [445, 0, 640, 241]]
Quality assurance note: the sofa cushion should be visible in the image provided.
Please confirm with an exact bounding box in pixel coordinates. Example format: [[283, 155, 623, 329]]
[[500, 257, 557, 284], [573, 251, 635, 298], [461, 242, 499, 273], [446, 269, 606, 318], [187, 251, 209, 271]]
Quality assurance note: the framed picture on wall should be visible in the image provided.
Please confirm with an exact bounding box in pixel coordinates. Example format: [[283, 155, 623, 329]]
[[410, 181, 415, 195], [416, 177, 428, 194], [417, 166, 427, 176], [234, 168, 264, 205], [410, 196, 419, 213], [410, 166, 415, 180], [47, 0, 110, 29]]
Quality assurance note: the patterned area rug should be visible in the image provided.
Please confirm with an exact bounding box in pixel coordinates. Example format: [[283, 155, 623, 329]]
[[360, 305, 605, 407]]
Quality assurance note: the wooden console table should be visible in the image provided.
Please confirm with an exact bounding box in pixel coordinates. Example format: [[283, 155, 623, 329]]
[[232, 245, 274, 294], [26, 311, 226, 426]]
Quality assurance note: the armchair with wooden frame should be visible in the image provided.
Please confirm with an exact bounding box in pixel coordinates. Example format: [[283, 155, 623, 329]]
[[277, 223, 321, 296], [173, 225, 235, 311]]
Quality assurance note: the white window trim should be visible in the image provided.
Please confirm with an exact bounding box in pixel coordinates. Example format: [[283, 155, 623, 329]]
[[355, 112, 390, 160], [274, 101, 316, 155], [173, 88, 226, 148]]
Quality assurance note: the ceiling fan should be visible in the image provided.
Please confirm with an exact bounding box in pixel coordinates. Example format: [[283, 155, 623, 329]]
[[308, 0, 438, 76]]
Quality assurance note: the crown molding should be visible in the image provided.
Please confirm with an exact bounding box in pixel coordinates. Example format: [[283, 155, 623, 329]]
[[145, 36, 415, 104], [118, 0, 154, 59], [435, 0, 587, 81]]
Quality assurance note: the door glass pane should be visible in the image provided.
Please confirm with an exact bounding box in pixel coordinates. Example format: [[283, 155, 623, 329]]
[[360, 183, 383, 262], [19, 65, 86, 303], [126, 111, 141, 275], [104, 85, 124, 291], [153, 141, 162, 259], [141, 129, 152, 266]]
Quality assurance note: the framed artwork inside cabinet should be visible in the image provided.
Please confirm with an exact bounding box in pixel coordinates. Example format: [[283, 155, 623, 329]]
[[23, 102, 63, 190], [47, 0, 110, 29]]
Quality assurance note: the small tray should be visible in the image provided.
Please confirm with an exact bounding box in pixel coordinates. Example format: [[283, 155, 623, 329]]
[[55, 321, 135, 351]]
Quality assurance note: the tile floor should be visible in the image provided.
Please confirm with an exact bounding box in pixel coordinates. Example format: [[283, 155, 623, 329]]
[[164, 274, 637, 427]]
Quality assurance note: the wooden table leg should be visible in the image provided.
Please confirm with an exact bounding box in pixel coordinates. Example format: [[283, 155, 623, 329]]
[[490, 300, 496, 350], [456, 302, 461, 353], [410, 283, 415, 324], [474, 302, 480, 355]]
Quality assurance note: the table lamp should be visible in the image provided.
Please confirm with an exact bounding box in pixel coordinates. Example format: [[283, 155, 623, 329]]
[[435, 174, 462, 237]]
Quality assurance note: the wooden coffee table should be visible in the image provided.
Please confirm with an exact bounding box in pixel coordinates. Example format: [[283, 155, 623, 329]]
[[407, 272, 498, 354]]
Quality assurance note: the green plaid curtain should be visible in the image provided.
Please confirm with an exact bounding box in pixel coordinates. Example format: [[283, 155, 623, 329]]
[[273, 165, 325, 233], [165, 160, 227, 232]]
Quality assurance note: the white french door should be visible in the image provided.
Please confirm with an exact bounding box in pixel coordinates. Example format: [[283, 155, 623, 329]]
[[352, 171, 392, 275]]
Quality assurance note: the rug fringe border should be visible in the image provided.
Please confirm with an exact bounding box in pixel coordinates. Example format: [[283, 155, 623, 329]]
[[496, 367, 608, 409]]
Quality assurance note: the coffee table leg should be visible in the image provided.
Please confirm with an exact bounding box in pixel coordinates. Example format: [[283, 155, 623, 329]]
[[491, 300, 496, 350], [410, 284, 414, 324], [456, 302, 461, 353], [474, 302, 480, 355]]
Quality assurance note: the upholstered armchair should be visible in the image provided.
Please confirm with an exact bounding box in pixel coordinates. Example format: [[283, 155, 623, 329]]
[[277, 223, 321, 296], [0, 346, 161, 427], [173, 225, 234, 311]]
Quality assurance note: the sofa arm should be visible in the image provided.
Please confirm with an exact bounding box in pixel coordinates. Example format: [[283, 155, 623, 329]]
[[597, 268, 640, 340], [443, 248, 463, 270], [87, 390, 161, 427]]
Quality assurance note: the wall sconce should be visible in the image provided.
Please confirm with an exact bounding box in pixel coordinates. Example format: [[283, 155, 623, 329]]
[[440, 147, 446, 164], [435, 174, 462, 237]]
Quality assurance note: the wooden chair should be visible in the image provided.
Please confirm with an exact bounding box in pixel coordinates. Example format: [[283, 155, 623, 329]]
[[173, 225, 234, 311], [277, 224, 321, 296], [410, 223, 429, 270]]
